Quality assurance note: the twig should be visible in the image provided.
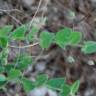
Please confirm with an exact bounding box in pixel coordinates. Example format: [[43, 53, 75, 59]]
[[8, 42, 39, 49], [7, 13, 22, 25], [28, 0, 43, 29], [0, 9, 22, 13]]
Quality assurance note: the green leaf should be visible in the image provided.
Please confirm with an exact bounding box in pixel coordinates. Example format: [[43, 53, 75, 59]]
[[8, 69, 22, 80], [0, 74, 6, 87], [70, 80, 80, 95], [0, 37, 8, 48], [60, 84, 70, 96], [55, 27, 72, 48], [11, 25, 27, 40], [0, 74, 6, 82], [47, 78, 65, 90], [82, 41, 96, 54], [35, 74, 48, 86], [18, 54, 32, 70], [69, 32, 82, 45], [22, 77, 35, 93], [27, 27, 39, 42], [0, 25, 13, 37], [40, 31, 54, 48], [0, 48, 9, 65]]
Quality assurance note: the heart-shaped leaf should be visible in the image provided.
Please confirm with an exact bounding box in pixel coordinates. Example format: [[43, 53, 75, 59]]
[[82, 41, 96, 54], [8, 69, 22, 80], [60, 84, 70, 96], [69, 31, 82, 45], [35, 74, 48, 86], [22, 77, 35, 93], [0, 25, 13, 37], [40, 31, 54, 48], [11, 25, 27, 40], [47, 78, 65, 90], [55, 27, 72, 48]]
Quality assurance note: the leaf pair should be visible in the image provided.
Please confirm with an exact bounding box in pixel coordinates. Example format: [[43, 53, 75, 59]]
[[22, 75, 65, 94], [0, 24, 39, 41], [55, 27, 82, 48], [11, 25, 39, 41]]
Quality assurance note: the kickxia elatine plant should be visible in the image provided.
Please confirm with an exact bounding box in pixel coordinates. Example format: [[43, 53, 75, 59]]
[[0, 24, 96, 96]]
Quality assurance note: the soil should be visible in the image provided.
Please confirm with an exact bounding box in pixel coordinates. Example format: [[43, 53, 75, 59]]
[[0, 0, 96, 96]]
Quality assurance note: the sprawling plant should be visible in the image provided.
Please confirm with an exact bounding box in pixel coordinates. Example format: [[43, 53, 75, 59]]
[[0, 24, 96, 96]]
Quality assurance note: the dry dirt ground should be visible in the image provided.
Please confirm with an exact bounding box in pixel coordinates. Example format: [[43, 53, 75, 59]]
[[0, 0, 96, 96]]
